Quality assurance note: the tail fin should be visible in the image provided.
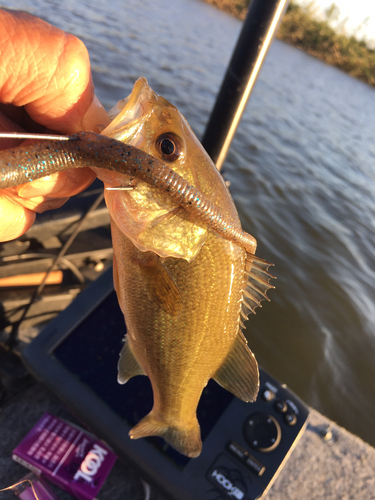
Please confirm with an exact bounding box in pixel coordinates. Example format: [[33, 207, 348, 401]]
[[129, 411, 202, 458]]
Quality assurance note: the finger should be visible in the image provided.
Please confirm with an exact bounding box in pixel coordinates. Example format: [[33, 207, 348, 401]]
[[16, 168, 97, 198], [1, 185, 72, 213], [0, 104, 26, 149], [0, 165, 96, 216], [0, 193, 36, 241], [7, 193, 70, 214], [0, 9, 110, 134]]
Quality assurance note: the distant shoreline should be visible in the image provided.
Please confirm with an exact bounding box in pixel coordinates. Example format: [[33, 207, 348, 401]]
[[201, 0, 375, 87], [202, 0, 248, 20]]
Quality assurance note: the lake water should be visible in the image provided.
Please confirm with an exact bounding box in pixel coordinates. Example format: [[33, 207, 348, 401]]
[[3, 0, 375, 447]]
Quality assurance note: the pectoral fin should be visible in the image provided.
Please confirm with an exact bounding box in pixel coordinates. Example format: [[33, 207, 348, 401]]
[[118, 336, 146, 384], [213, 332, 259, 402], [139, 254, 183, 316]]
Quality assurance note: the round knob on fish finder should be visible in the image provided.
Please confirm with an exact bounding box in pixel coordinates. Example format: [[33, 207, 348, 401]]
[[243, 412, 281, 452]]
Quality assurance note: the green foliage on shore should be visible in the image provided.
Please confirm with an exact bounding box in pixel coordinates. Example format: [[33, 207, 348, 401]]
[[203, 0, 375, 87], [279, 2, 375, 86]]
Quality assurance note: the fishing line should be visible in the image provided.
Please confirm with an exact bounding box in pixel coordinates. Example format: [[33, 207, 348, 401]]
[[0, 132, 72, 141]]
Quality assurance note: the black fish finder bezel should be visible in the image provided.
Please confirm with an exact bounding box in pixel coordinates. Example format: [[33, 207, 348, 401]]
[[22, 268, 309, 500]]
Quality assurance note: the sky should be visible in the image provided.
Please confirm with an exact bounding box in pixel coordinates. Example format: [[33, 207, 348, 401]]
[[299, 0, 375, 43]]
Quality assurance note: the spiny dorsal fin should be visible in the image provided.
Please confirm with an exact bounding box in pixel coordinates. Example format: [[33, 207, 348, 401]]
[[213, 332, 259, 402], [240, 252, 275, 325], [118, 336, 146, 384]]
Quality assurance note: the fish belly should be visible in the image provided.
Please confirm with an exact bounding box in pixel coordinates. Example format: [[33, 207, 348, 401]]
[[111, 221, 245, 456]]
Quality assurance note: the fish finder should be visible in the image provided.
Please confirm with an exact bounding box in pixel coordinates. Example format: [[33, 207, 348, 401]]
[[22, 268, 309, 500]]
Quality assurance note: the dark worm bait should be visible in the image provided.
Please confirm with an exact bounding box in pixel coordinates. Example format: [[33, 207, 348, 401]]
[[0, 131, 257, 254]]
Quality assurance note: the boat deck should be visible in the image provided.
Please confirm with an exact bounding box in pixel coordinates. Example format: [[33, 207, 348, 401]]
[[0, 380, 374, 500]]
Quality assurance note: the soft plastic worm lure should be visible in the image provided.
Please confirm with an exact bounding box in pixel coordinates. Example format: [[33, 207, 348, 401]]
[[0, 131, 257, 254]]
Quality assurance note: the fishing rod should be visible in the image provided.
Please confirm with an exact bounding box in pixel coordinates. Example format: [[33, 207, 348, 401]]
[[202, 0, 290, 170]]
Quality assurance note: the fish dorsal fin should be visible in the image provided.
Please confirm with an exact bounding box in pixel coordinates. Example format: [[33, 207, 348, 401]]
[[118, 336, 146, 384], [240, 252, 275, 323], [139, 254, 183, 316], [213, 332, 259, 402]]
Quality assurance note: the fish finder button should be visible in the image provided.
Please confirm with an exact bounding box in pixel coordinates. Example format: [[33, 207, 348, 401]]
[[227, 441, 266, 477], [274, 400, 288, 413], [243, 412, 281, 452], [262, 389, 275, 402], [285, 412, 298, 426]]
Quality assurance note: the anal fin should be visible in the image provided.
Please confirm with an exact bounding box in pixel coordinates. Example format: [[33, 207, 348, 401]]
[[118, 336, 146, 384], [213, 332, 259, 402]]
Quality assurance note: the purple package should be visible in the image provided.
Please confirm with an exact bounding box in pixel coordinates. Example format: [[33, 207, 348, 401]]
[[12, 413, 117, 500]]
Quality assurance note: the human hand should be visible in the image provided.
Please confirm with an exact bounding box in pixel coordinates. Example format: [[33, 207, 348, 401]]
[[0, 9, 110, 242]]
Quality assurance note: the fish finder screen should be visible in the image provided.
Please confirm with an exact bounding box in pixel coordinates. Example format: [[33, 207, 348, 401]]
[[53, 291, 234, 467]]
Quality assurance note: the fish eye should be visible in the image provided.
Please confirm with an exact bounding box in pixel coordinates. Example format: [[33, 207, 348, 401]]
[[156, 133, 181, 161]]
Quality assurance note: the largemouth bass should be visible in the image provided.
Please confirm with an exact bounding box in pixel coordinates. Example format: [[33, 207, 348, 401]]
[[96, 78, 274, 458]]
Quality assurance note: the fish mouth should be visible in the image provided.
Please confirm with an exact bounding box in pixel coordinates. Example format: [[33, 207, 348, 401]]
[[102, 77, 154, 143]]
